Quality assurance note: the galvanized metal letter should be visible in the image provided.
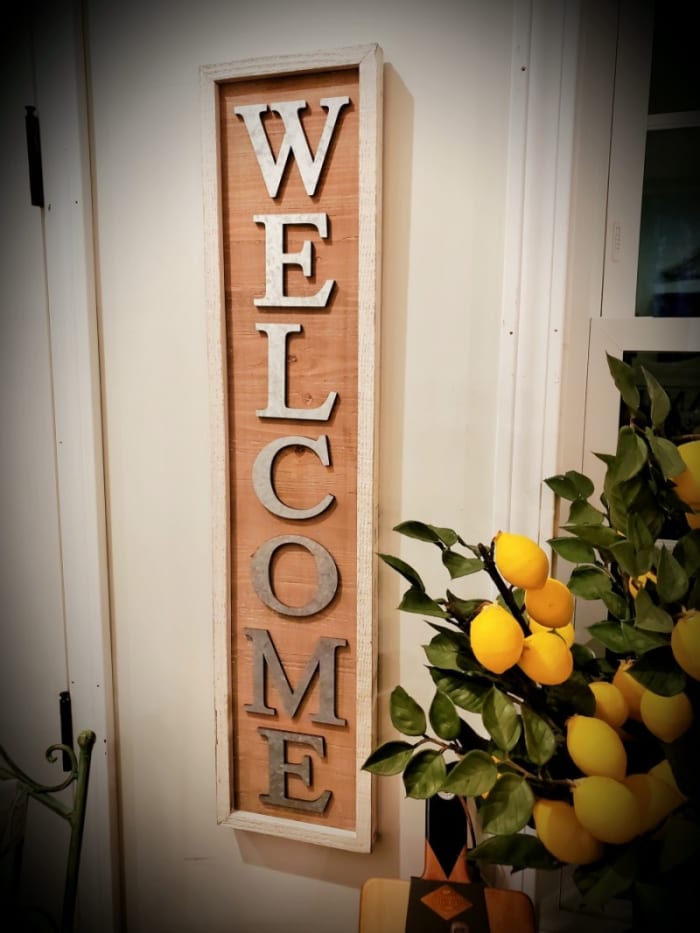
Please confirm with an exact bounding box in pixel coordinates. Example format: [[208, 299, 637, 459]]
[[255, 323, 338, 421], [244, 627, 347, 726], [250, 534, 339, 617], [234, 97, 350, 198], [257, 727, 332, 813], [252, 435, 334, 520], [253, 213, 334, 308]]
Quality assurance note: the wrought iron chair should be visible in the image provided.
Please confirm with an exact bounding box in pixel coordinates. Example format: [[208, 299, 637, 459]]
[[0, 729, 96, 932]]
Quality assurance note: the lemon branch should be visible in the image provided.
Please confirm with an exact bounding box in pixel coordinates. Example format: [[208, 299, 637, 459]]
[[477, 541, 530, 634], [492, 753, 575, 790]]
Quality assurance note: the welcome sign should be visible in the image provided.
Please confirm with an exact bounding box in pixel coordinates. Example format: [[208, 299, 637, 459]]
[[201, 46, 381, 850]]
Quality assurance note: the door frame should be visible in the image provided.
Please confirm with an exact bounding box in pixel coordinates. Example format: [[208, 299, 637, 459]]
[[32, 2, 120, 928]]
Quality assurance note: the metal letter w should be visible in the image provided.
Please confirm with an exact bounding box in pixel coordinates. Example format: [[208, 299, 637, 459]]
[[234, 96, 350, 198]]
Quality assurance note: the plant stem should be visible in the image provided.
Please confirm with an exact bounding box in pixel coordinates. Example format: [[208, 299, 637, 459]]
[[477, 542, 530, 634]]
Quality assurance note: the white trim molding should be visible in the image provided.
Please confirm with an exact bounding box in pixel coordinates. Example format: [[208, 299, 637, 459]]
[[32, 1, 120, 928], [492, 0, 580, 548]]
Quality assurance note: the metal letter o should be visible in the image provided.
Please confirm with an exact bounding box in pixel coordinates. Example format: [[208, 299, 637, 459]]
[[250, 534, 339, 617]]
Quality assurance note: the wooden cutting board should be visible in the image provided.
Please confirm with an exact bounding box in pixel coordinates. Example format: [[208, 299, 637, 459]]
[[359, 794, 536, 933]]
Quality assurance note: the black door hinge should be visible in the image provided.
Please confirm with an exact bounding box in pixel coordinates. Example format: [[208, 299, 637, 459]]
[[25, 105, 45, 207]]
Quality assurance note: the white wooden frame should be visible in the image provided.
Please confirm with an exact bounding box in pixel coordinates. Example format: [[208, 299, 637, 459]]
[[200, 44, 382, 851]]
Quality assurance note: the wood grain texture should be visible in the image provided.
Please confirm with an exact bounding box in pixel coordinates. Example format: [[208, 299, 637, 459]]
[[201, 45, 381, 851]]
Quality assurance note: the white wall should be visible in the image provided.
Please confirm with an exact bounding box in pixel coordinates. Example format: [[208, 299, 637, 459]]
[[87, 1, 518, 930]]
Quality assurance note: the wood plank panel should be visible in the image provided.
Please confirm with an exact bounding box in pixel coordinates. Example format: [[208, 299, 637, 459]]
[[202, 45, 381, 849]]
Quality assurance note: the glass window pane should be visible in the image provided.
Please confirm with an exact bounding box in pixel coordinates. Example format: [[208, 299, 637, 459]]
[[621, 351, 700, 539], [634, 127, 700, 317], [621, 351, 700, 438], [648, 2, 700, 115]]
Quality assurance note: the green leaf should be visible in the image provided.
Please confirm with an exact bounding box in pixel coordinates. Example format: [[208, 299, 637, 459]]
[[428, 525, 463, 547], [390, 686, 427, 736], [398, 587, 449, 618], [634, 589, 674, 633], [522, 706, 556, 765], [468, 832, 559, 870], [423, 631, 466, 672], [568, 566, 613, 599], [609, 426, 648, 484], [429, 690, 461, 740], [402, 749, 447, 799], [607, 353, 640, 411], [574, 846, 639, 911], [545, 473, 581, 500], [545, 470, 594, 501], [588, 620, 668, 655], [609, 539, 650, 578], [546, 672, 596, 715], [562, 524, 619, 548], [673, 531, 700, 577], [379, 553, 425, 591], [430, 668, 490, 713], [442, 549, 483, 579], [392, 521, 464, 548], [393, 520, 443, 544], [628, 646, 685, 696], [482, 687, 521, 752], [567, 499, 606, 525], [570, 642, 598, 670], [642, 367, 671, 429], [445, 592, 485, 622], [548, 535, 596, 564], [479, 773, 534, 835], [600, 588, 630, 621], [656, 546, 689, 603], [626, 512, 655, 553], [646, 431, 686, 479], [442, 749, 498, 796], [362, 741, 415, 775], [457, 717, 491, 753], [426, 623, 471, 648]]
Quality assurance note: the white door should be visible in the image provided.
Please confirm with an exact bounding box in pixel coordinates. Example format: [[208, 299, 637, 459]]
[[0, 5, 118, 930]]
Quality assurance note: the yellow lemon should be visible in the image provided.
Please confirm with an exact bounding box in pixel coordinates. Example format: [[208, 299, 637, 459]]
[[494, 531, 549, 590], [566, 714, 627, 780], [532, 798, 604, 864], [685, 510, 700, 530], [612, 660, 645, 720], [529, 617, 575, 647], [628, 571, 657, 598], [589, 681, 629, 729], [573, 776, 642, 844], [524, 577, 574, 628], [624, 773, 685, 832], [671, 609, 700, 681], [671, 440, 700, 506], [639, 689, 693, 743], [648, 758, 688, 805], [470, 603, 525, 674], [517, 631, 573, 685]]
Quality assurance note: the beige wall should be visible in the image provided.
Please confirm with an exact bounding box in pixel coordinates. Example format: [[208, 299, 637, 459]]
[[88, 1, 517, 930]]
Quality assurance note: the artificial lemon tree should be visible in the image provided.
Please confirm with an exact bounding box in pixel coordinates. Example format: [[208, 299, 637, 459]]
[[364, 354, 699, 922]]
